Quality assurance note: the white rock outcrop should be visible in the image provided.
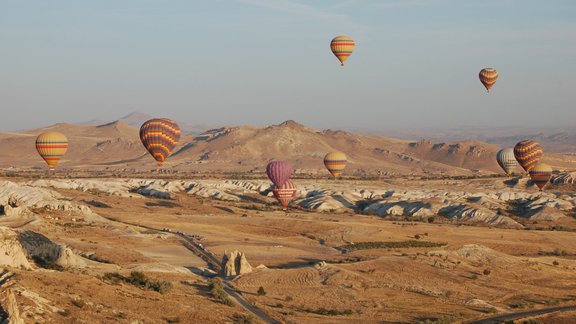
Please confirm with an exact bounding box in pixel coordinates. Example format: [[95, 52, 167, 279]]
[[221, 250, 252, 277]]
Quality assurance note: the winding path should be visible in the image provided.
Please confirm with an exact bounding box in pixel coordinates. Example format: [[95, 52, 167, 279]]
[[100, 216, 280, 324], [467, 305, 576, 324]]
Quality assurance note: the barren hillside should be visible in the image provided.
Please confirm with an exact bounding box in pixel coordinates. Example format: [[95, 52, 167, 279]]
[[1, 120, 574, 176]]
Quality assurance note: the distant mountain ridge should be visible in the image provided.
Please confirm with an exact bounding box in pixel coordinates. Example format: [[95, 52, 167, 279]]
[[88, 111, 216, 135], [370, 126, 576, 153], [1, 119, 574, 175]]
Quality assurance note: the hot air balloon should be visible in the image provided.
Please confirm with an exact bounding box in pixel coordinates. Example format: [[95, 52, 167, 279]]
[[139, 118, 181, 166], [330, 36, 355, 66], [35, 132, 68, 171], [266, 161, 292, 187], [514, 140, 543, 173], [324, 151, 347, 177], [529, 163, 553, 191], [479, 68, 498, 92], [273, 180, 297, 210], [496, 148, 517, 176]]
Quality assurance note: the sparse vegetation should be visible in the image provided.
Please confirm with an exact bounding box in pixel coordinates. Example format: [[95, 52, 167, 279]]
[[231, 313, 255, 324], [80, 253, 114, 264], [483, 268, 491, 275], [526, 225, 576, 232], [553, 260, 560, 266], [57, 309, 71, 317], [418, 315, 454, 324], [71, 298, 86, 308], [337, 240, 446, 252], [102, 271, 172, 293], [539, 248, 573, 257], [303, 307, 353, 316], [208, 278, 234, 306], [32, 255, 65, 271]]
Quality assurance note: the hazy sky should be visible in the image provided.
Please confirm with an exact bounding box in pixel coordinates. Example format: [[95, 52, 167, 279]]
[[1, 0, 575, 131]]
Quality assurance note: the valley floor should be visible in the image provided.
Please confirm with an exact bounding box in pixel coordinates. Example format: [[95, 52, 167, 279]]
[[0, 176, 575, 323]]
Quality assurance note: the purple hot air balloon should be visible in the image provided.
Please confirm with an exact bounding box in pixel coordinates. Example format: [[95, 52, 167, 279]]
[[266, 161, 292, 187]]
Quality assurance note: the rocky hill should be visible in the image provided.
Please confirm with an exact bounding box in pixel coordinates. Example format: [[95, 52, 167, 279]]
[[0, 120, 574, 176]]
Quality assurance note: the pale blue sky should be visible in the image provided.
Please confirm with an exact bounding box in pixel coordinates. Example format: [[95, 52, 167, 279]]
[[1, 0, 575, 131]]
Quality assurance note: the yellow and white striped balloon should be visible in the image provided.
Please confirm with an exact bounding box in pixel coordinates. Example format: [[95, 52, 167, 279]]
[[330, 36, 355, 66], [35, 132, 68, 170], [324, 151, 347, 177]]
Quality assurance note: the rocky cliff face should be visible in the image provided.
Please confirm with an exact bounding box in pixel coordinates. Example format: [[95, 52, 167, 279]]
[[17, 231, 87, 269], [1, 288, 23, 324], [0, 228, 32, 270], [221, 250, 252, 278]]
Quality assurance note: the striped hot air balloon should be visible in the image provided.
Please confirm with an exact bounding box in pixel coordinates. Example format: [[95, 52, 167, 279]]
[[479, 68, 498, 92], [35, 132, 68, 171], [140, 118, 181, 166], [330, 36, 355, 66], [273, 180, 297, 210], [529, 163, 553, 191], [496, 148, 518, 176], [324, 151, 347, 177], [514, 140, 543, 173], [266, 161, 292, 187]]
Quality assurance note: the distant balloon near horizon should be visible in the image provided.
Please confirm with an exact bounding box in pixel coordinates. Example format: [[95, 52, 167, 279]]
[[139, 118, 181, 167], [273, 180, 297, 210], [479, 68, 498, 92], [266, 161, 292, 187], [324, 151, 347, 177], [35, 132, 68, 171], [514, 140, 543, 173], [330, 36, 355, 66], [529, 162, 553, 191], [496, 148, 517, 176]]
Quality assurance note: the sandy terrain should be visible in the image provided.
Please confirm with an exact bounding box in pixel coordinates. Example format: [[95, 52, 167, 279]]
[[0, 175, 574, 323]]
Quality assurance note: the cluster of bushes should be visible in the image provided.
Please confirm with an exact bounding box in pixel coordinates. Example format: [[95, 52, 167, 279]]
[[337, 240, 446, 252], [538, 248, 573, 256], [231, 313, 256, 324], [208, 278, 234, 306], [80, 253, 114, 264], [303, 308, 353, 316], [102, 271, 172, 294], [526, 226, 576, 232], [418, 315, 455, 324]]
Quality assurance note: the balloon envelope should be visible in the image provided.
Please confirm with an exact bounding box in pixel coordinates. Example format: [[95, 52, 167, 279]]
[[330, 36, 355, 66], [266, 161, 292, 187], [35, 132, 68, 170], [496, 148, 517, 175], [479, 68, 498, 92], [140, 118, 181, 166], [324, 151, 347, 177], [514, 140, 543, 173], [273, 180, 297, 209], [529, 163, 553, 191]]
